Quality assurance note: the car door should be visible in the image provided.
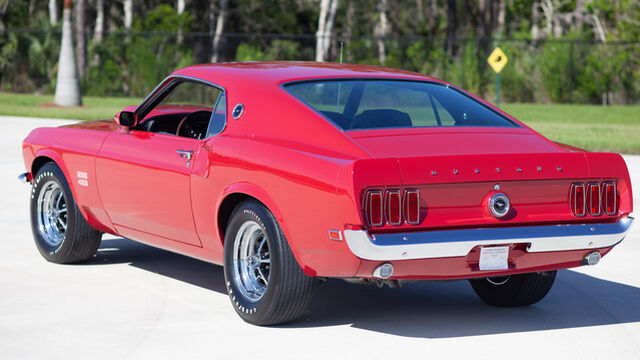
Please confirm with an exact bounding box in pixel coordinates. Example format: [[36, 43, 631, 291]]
[[96, 78, 223, 246]]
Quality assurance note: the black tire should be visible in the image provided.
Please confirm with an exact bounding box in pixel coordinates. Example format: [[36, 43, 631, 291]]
[[470, 271, 556, 307], [30, 162, 102, 263], [223, 200, 314, 325]]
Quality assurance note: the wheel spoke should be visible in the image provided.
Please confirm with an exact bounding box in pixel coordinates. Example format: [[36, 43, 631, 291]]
[[57, 217, 67, 230]]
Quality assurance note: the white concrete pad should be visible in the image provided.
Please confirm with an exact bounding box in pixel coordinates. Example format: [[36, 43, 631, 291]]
[[1, 116, 639, 360]]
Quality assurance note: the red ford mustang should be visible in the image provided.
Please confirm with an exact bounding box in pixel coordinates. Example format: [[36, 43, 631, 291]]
[[21, 62, 634, 325]]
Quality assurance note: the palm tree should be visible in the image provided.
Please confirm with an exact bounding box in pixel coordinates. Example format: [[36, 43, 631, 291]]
[[54, 0, 82, 107]]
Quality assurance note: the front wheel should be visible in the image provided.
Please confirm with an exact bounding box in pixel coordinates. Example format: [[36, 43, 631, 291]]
[[470, 271, 556, 307], [223, 200, 314, 325], [30, 162, 102, 263]]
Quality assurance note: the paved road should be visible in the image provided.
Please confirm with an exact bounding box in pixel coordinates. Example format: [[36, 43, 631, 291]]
[[1, 116, 639, 360]]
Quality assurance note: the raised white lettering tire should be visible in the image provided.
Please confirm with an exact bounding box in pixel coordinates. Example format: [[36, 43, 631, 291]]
[[223, 200, 314, 325], [30, 162, 102, 263]]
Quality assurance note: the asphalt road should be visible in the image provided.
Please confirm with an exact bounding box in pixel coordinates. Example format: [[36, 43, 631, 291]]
[[1, 116, 639, 360]]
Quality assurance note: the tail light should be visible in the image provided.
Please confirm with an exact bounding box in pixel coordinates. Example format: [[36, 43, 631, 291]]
[[602, 181, 617, 215], [570, 180, 617, 217], [587, 183, 601, 216], [404, 189, 420, 224], [364, 188, 421, 227], [365, 190, 383, 226], [384, 190, 402, 225], [570, 183, 586, 217]]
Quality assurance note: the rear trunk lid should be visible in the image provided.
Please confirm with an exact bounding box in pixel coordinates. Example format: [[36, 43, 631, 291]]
[[347, 128, 622, 231]]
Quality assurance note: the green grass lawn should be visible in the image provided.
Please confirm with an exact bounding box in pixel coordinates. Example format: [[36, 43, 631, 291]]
[[1, 93, 639, 153], [0, 92, 142, 121], [502, 104, 640, 154]]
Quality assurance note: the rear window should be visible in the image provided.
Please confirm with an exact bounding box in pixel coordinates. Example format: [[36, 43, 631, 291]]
[[284, 80, 518, 130]]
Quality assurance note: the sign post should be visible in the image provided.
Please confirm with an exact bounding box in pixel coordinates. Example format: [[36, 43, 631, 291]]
[[487, 47, 508, 108]]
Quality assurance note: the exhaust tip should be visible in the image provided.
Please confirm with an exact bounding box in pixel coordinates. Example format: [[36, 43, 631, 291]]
[[372, 263, 394, 279], [583, 251, 601, 266]]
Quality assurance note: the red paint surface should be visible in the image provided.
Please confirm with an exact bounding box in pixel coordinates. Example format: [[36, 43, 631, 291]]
[[21, 62, 633, 279]]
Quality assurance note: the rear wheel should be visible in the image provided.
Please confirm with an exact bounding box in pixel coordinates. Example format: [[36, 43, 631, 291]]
[[30, 162, 102, 263], [223, 200, 314, 325], [470, 271, 556, 307]]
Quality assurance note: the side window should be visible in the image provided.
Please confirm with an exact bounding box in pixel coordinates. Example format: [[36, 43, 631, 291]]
[[137, 80, 222, 140], [205, 92, 226, 138]]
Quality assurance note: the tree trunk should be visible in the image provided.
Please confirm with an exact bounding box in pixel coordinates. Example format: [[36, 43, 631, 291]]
[[176, 0, 185, 14], [376, 0, 388, 65], [427, 0, 437, 36], [75, 0, 86, 79], [49, 0, 58, 25], [445, 0, 457, 56], [211, 0, 228, 63], [315, 0, 329, 62], [93, 0, 104, 42], [531, 1, 540, 40], [123, 0, 132, 30], [176, 0, 186, 44], [344, 0, 354, 62], [315, 0, 338, 62], [0, 1, 8, 36], [416, 0, 424, 23], [55, 0, 82, 107], [497, 0, 506, 34]]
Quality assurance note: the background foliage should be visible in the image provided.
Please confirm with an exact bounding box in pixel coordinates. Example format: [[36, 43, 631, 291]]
[[0, 0, 638, 104]]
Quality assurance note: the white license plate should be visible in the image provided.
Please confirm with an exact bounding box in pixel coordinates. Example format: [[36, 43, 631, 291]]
[[479, 246, 509, 271]]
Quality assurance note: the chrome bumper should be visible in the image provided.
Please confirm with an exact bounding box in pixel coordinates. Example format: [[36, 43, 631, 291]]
[[344, 217, 634, 261], [18, 172, 30, 184]]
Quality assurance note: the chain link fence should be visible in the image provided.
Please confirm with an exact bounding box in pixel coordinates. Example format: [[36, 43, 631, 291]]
[[1, 29, 638, 104]]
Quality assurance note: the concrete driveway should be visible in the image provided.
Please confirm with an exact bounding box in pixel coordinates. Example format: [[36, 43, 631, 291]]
[[1, 116, 639, 360]]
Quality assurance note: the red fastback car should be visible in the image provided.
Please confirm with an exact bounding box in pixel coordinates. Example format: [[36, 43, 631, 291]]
[[21, 62, 634, 325]]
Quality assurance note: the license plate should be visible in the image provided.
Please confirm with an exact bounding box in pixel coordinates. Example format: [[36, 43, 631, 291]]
[[479, 246, 509, 271]]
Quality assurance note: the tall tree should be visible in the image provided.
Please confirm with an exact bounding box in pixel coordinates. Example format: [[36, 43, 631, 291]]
[[315, 0, 338, 62], [55, 0, 82, 106], [75, 0, 86, 79]]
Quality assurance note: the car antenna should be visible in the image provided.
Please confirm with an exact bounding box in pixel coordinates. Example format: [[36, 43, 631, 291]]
[[339, 41, 344, 64]]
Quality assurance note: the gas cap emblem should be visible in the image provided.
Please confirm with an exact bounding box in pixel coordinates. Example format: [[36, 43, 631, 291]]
[[488, 193, 510, 218], [232, 103, 244, 119]]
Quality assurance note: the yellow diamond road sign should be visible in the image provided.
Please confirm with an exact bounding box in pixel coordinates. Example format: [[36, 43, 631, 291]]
[[488, 47, 508, 73]]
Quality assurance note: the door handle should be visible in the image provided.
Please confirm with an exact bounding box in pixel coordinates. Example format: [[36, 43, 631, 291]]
[[176, 150, 193, 160]]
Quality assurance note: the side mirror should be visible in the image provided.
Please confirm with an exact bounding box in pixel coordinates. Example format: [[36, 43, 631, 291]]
[[116, 111, 138, 127]]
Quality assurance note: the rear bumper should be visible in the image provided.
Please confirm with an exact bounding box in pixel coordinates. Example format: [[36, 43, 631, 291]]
[[344, 217, 633, 261]]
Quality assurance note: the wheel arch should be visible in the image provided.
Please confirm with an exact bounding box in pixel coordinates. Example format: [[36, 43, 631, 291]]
[[217, 183, 287, 247], [30, 150, 89, 224]]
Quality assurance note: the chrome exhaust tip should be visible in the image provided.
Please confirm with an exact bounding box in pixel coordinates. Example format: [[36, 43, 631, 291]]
[[583, 251, 601, 266], [372, 263, 394, 279]]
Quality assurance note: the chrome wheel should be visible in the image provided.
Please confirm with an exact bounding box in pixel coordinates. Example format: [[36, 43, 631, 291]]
[[36, 180, 67, 247], [232, 221, 271, 301]]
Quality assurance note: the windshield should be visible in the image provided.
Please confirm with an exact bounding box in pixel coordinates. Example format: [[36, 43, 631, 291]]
[[284, 80, 518, 130]]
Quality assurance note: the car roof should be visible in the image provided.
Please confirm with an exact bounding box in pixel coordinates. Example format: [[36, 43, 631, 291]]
[[172, 61, 440, 88]]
